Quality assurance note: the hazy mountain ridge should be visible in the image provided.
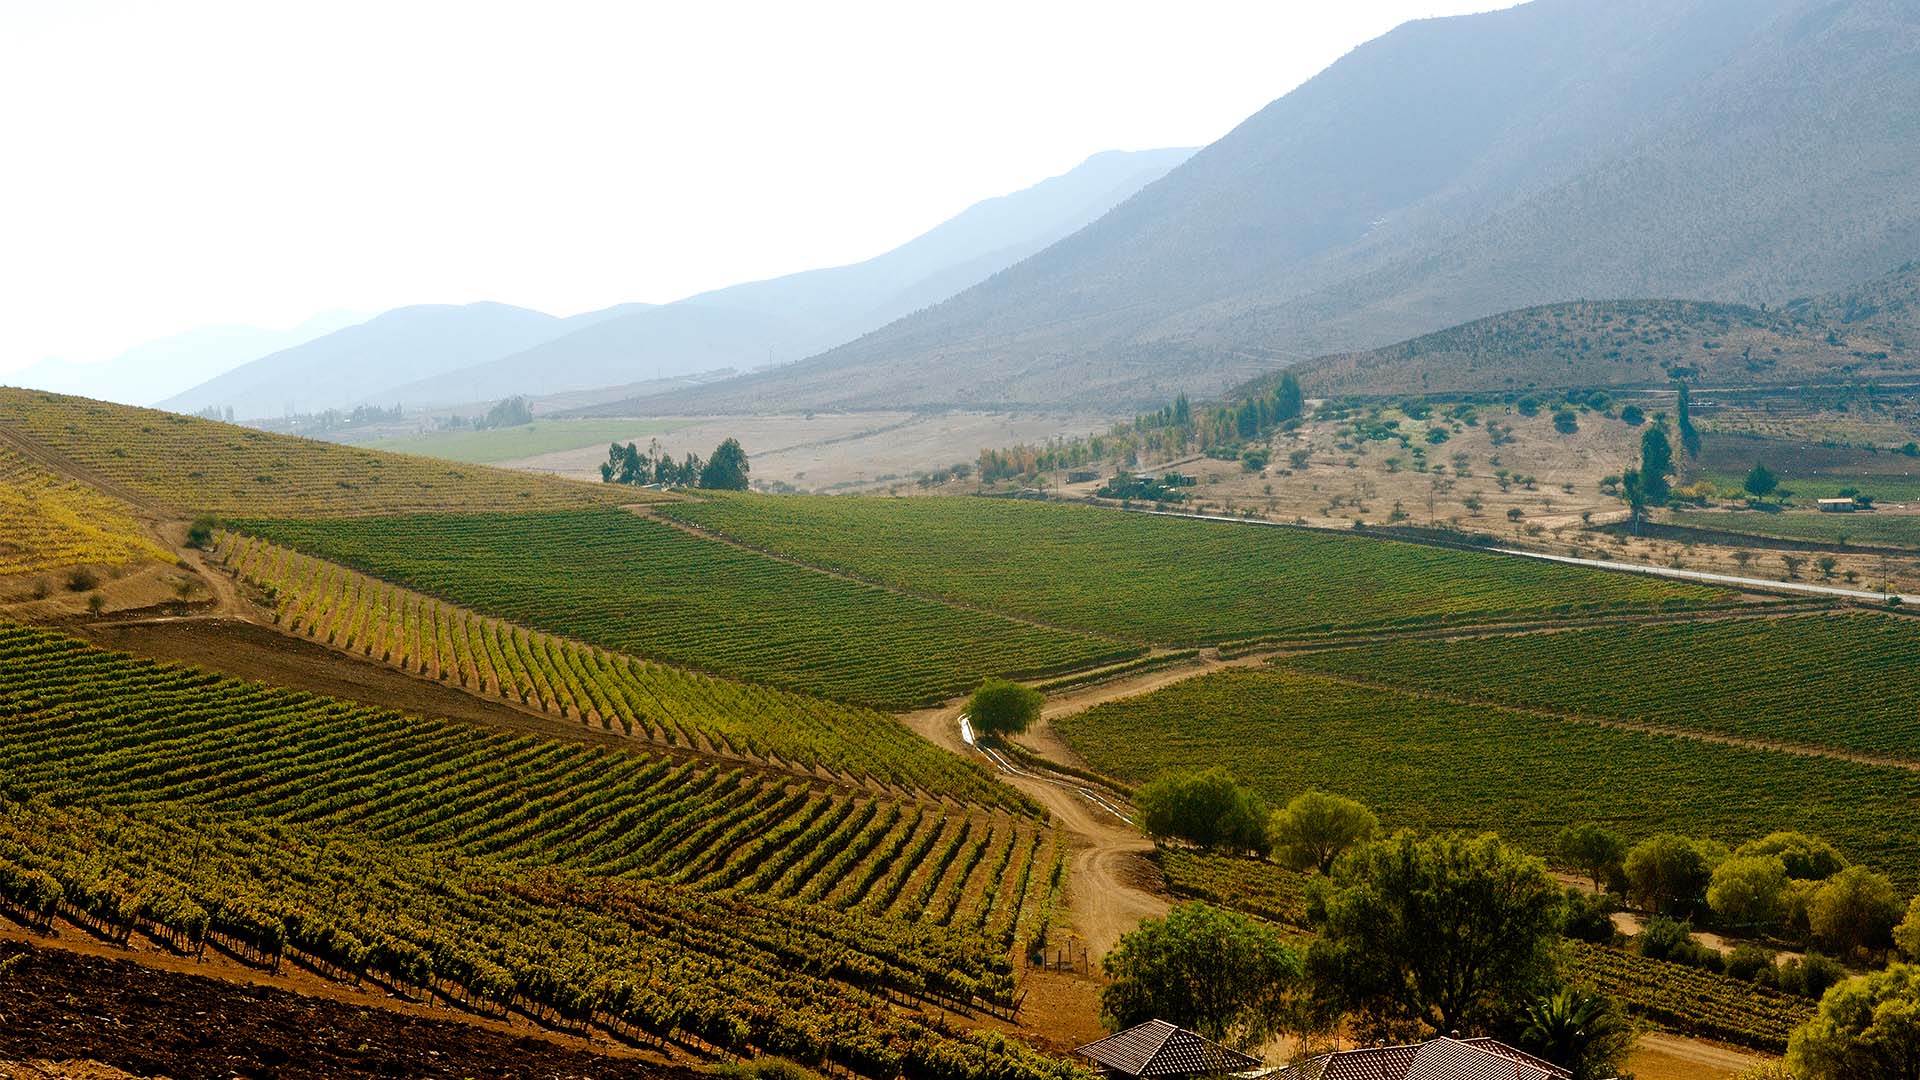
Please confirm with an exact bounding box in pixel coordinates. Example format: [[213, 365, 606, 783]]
[[645, 0, 1920, 413]]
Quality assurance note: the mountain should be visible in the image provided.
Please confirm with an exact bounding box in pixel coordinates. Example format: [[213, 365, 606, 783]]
[[405, 148, 1192, 412], [6, 311, 366, 408], [158, 302, 642, 420], [645, 0, 1920, 413]]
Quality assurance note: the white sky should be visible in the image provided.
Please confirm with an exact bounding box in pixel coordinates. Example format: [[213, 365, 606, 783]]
[[0, 0, 1518, 372]]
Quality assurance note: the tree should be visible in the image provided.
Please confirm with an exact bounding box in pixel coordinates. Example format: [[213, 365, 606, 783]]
[[1708, 855, 1791, 933], [85, 593, 105, 616], [1676, 382, 1702, 458], [1305, 832, 1564, 1040], [1269, 792, 1377, 874], [1809, 866, 1901, 958], [1518, 988, 1637, 1080], [1893, 896, 1920, 960], [1624, 834, 1723, 916], [478, 395, 533, 429], [1745, 464, 1779, 499], [1640, 425, 1674, 504], [1136, 769, 1270, 855], [185, 517, 216, 549], [1274, 373, 1304, 424], [1101, 902, 1301, 1050], [698, 437, 751, 491], [1787, 963, 1920, 1080], [1620, 404, 1647, 426], [1622, 468, 1648, 531], [965, 678, 1042, 737], [1557, 824, 1628, 891]]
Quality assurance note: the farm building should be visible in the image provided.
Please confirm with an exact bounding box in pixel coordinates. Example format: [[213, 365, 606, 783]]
[[1274, 1036, 1576, 1080], [1817, 498, 1858, 512], [1075, 1020, 1262, 1079]]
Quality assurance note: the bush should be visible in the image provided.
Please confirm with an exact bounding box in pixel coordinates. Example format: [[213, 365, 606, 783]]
[[1620, 404, 1646, 426], [1776, 951, 1847, 1000], [966, 678, 1043, 737], [186, 517, 216, 549], [711, 1058, 823, 1080], [1553, 410, 1580, 434], [1564, 888, 1619, 944], [1135, 769, 1270, 855], [1636, 916, 1722, 972], [64, 568, 98, 592], [1725, 943, 1779, 984]]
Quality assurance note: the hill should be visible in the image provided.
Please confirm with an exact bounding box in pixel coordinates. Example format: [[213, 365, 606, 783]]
[[647, 0, 1920, 412], [156, 302, 641, 421], [6, 311, 367, 408], [413, 148, 1192, 413]]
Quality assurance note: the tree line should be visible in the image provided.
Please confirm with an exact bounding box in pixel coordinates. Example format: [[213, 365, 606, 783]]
[[600, 436, 749, 490]]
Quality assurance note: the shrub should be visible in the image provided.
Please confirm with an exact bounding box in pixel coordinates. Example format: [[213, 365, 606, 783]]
[[1564, 888, 1619, 945], [1725, 943, 1779, 984], [65, 568, 99, 592], [1637, 916, 1722, 972]]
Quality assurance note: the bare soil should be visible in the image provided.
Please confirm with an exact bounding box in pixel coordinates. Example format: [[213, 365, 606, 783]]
[[0, 939, 692, 1080]]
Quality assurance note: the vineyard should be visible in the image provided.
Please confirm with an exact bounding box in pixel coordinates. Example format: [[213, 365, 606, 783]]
[[209, 529, 1024, 808], [1152, 850, 1308, 929], [0, 388, 635, 517], [231, 509, 1137, 708], [0, 445, 170, 575], [1054, 668, 1920, 885], [663, 494, 1741, 644], [1564, 942, 1813, 1052], [1669, 507, 1920, 549], [1285, 613, 1920, 760], [0, 621, 1075, 1078]]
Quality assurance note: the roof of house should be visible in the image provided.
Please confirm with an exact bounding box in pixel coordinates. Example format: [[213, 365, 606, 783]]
[[1275, 1036, 1574, 1080], [1076, 1020, 1264, 1077]]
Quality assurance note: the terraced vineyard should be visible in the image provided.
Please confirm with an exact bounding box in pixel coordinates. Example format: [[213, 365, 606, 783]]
[[209, 530, 1023, 807], [1055, 668, 1920, 885], [0, 388, 634, 517], [233, 509, 1137, 708], [0, 445, 170, 575], [665, 494, 1742, 644], [0, 621, 1071, 1077], [1286, 613, 1920, 760], [1565, 942, 1813, 1052], [1152, 850, 1307, 929]]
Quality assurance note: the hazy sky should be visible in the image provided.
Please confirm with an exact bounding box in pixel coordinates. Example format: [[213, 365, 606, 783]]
[[1, 1, 1518, 373]]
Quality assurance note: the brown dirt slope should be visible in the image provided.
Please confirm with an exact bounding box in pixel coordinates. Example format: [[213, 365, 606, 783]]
[[0, 940, 693, 1080]]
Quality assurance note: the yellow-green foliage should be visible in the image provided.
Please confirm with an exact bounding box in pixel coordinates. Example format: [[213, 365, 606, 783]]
[[0, 445, 170, 574]]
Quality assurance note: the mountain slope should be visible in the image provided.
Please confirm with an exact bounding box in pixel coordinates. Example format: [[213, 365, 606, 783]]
[[651, 0, 1920, 412], [408, 148, 1191, 411], [157, 302, 640, 420], [7, 311, 366, 408]]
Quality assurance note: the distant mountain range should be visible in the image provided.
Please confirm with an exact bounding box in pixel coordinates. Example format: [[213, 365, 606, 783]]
[[641, 0, 1920, 413], [7, 312, 366, 408], [1291, 263, 1920, 397], [153, 148, 1191, 420]]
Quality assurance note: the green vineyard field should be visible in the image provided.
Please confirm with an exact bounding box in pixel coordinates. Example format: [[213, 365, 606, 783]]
[[1669, 507, 1920, 549], [664, 494, 1741, 644], [1564, 942, 1813, 1052], [1152, 849, 1308, 929], [232, 509, 1137, 708], [210, 530, 1024, 808], [0, 445, 171, 575], [0, 388, 633, 517], [1286, 612, 1920, 760], [0, 621, 1072, 1079], [1054, 668, 1920, 885]]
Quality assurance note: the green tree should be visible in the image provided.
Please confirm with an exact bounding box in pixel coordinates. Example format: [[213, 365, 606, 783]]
[[965, 677, 1042, 738], [1745, 464, 1779, 500], [1100, 902, 1301, 1049], [1135, 769, 1270, 855], [698, 437, 751, 491], [185, 517, 216, 549], [1517, 988, 1637, 1080], [1640, 425, 1674, 504], [1305, 832, 1564, 1040], [1809, 866, 1901, 958], [1738, 832, 1848, 881], [1708, 855, 1790, 933], [1557, 823, 1628, 891], [1269, 791, 1377, 874], [1676, 382, 1702, 458], [1787, 963, 1920, 1080], [1893, 896, 1920, 960], [1274, 373, 1304, 423], [1624, 834, 1724, 916]]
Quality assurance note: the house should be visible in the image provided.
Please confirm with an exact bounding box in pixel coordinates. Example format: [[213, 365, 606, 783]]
[[1274, 1036, 1577, 1080], [1076, 1020, 1264, 1080], [1817, 498, 1858, 513]]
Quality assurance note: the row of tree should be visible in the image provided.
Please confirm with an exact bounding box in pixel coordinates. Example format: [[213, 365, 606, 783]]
[[599, 437, 750, 490]]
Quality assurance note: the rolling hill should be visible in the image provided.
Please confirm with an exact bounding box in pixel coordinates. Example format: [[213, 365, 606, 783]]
[[1289, 264, 1920, 396], [156, 302, 643, 421], [643, 0, 1920, 413]]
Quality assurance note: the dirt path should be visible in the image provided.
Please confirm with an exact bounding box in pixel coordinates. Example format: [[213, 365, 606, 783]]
[[1630, 1033, 1766, 1079]]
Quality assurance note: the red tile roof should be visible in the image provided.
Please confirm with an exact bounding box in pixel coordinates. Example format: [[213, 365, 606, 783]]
[[1276, 1037, 1576, 1080], [1076, 1020, 1264, 1077]]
